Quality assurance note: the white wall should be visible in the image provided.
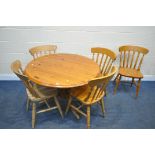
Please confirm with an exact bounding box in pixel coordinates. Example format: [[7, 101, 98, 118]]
[[0, 26, 155, 80]]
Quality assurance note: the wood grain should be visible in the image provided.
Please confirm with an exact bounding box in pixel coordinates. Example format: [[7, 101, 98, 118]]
[[25, 54, 100, 88], [114, 45, 149, 97], [91, 47, 116, 75], [11, 60, 63, 128], [65, 66, 117, 128], [29, 45, 57, 59]]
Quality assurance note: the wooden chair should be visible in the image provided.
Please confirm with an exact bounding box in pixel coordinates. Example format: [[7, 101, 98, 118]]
[[11, 60, 63, 128], [114, 45, 149, 97], [29, 45, 57, 59], [65, 66, 117, 128], [91, 47, 117, 96]]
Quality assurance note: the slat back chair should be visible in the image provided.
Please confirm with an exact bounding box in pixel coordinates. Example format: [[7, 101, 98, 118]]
[[119, 45, 149, 70], [29, 45, 57, 59], [91, 47, 117, 75], [114, 45, 149, 97], [11, 60, 63, 128], [11, 60, 39, 98], [65, 66, 117, 128]]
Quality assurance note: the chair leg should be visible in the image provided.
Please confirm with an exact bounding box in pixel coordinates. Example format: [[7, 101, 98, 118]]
[[131, 78, 134, 87], [65, 95, 72, 115], [100, 98, 105, 117], [105, 88, 107, 96], [136, 78, 141, 97], [86, 106, 91, 129], [32, 103, 36, 128], [114, 74, 121, 94], [114, 74, 119, 82], [54, 96, 64, 118], [26, 98, 30, 111]]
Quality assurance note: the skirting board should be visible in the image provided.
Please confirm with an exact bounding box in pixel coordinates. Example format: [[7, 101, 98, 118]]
[[0, 74, 155, 81]]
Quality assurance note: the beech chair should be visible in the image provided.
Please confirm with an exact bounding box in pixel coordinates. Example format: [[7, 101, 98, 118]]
[[11, 60, 63, 128], [65, 66, 117, 128], [114, 45, 149, 97], [91, 47, 117, 96], [29, 45, 57, 59]]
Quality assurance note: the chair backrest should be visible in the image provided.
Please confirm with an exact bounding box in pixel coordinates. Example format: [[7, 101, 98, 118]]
[[85, 66, 117, 102], [29, 45, 57, 59], [119, 45, 149, 70], [91, 47, 117, 75], [11, 60, 39, 98]]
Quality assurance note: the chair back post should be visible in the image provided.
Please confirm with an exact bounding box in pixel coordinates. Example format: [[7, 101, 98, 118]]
[[91, 47, 117, 75], [119, 45, 149, 70], [29, 45, 57, 59]]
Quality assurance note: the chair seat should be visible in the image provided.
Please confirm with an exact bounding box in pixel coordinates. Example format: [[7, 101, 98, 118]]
[[119, 67, 143, 78], [71, 85, 105, 105], [26, 84, 57, 102]]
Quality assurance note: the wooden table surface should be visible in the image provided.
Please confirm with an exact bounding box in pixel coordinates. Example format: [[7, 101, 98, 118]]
[[25, 53, 100, 88]]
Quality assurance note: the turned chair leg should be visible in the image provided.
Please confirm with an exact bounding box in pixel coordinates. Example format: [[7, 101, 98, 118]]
[[32, 103, 36, 128], [87, 106, 91, 129], [114, 74, 121, 94], [105, 88, 107, 96], [131, 78, 134, 87], [26, 98, 30, 111], [114, 74, 119, 82], [100, 98, 105, 117], [54, 96, 64, 118], [136, 78, 141, 97], [65, 95, 72, 115]]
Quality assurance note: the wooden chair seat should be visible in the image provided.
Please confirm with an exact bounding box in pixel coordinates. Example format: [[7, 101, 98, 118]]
[[33, 84, 57, 98], [26, 89, 42, 102], [26, 85, 57, 102], [119, 67, 143, 78], [71, 85, 105, 105]]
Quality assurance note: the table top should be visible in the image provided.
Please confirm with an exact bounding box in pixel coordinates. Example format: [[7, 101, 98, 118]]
[[25, 53, 100, 88]]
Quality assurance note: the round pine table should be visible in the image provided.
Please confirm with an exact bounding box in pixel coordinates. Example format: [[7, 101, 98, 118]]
[[25, 53, 100, 88]]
